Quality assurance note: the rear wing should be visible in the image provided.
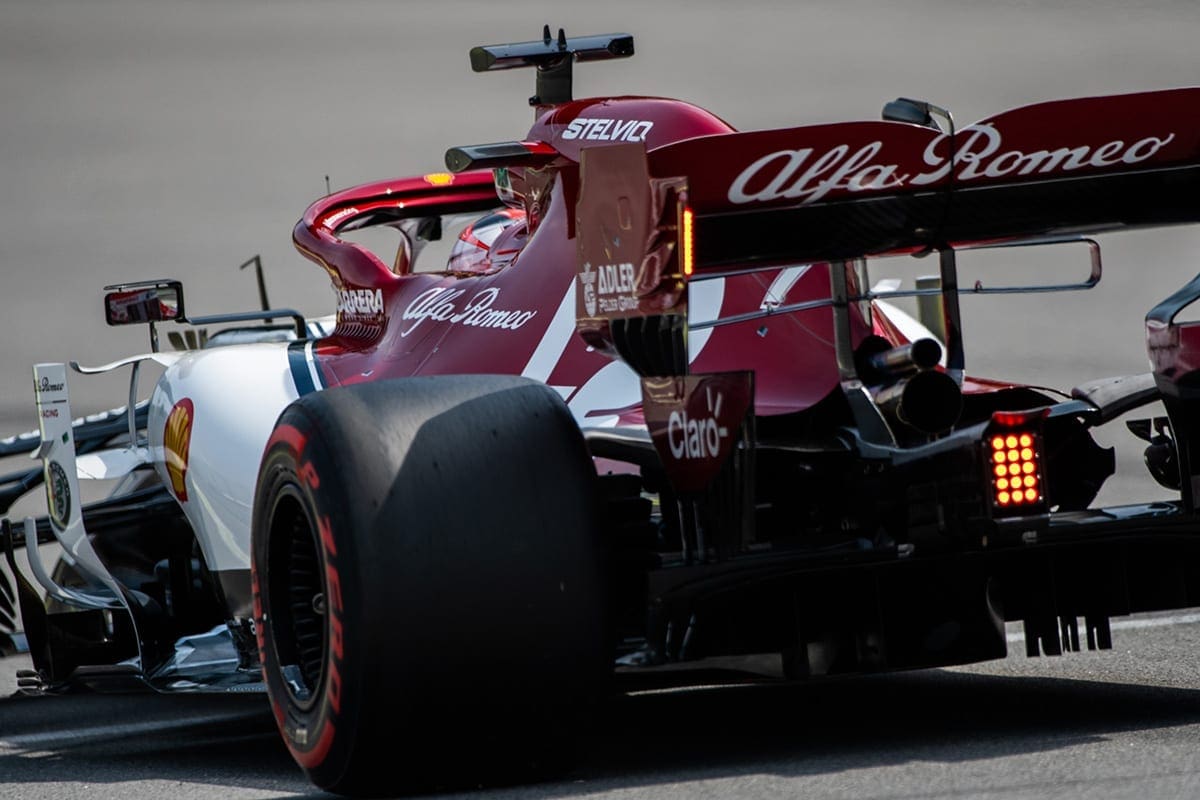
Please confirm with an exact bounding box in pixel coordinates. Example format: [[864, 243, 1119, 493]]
[[576, 88, 1200, 325], [574, 86, 1200, 392], [658, 87, 1200, 272]]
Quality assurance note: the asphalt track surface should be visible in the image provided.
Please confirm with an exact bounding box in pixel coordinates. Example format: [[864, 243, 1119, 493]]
[[3, 614, 1200, 800], [3, 1, 1200, 798]]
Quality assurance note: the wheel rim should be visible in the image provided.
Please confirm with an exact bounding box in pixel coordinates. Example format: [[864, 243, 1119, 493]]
[[266, 487, 327, 710]]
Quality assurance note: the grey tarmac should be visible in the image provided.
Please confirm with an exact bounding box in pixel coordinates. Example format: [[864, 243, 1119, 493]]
[[2, 613, 1200, 799]]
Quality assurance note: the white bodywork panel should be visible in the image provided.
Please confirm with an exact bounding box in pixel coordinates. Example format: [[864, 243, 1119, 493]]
[[147, 342, 300, 573], [76, 446, 152, 479]]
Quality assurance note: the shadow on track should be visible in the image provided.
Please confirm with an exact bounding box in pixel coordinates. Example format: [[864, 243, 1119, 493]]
[[2, 668, 1199, 798], [0, 691, 306, 794], [523, 669, 1200, 800]]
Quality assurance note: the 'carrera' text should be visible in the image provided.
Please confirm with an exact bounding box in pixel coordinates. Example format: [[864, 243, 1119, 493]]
[[337, 288, 384, 319]]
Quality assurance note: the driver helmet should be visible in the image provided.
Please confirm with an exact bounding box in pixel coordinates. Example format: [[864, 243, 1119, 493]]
[[446, 208, 526, 273]]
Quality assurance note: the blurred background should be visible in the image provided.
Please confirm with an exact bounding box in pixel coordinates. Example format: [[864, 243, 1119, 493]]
[[1, 0, 1198, 512]]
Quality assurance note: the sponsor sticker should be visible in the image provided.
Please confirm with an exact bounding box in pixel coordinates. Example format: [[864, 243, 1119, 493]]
[[35, 375, 66, 396], [578, 261, 640, 316], [399, 287, 537, 338], [335, 286, 386, 327], [728, 126, 1178, 206], [562, 118, 654, 143], [164, 399, 194, 502], [423, 172, 455, 186], [46, 460, 71, 531], [642, 371, 754, 493], [579, 262, 598, 317], [324, 206, 360, 228]]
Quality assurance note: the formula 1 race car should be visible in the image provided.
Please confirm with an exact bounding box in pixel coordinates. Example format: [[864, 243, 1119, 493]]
[[4, 27, 1200, 795]]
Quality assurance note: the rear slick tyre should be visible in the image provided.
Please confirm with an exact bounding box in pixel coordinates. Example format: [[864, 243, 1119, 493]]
[[251, 375, 610, 796]]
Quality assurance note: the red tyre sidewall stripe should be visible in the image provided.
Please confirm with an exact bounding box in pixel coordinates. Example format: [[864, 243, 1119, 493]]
[[250, 560, 281, 728], [296, 719, 337, 769], [265, 422, 308, 459], [257, 420, 348, 772]]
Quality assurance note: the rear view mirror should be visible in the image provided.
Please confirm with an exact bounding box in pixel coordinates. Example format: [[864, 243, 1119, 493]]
[[104, 280, 185, 325]]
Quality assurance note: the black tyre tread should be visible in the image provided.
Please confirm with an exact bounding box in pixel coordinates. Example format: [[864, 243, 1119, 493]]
[[254, 375, 609, 796]]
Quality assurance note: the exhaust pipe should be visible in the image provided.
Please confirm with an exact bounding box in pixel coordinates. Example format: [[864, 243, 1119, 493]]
[[858, 336, 962, 434], [873, 369, 963, 435], [867, 337, 943, 378]]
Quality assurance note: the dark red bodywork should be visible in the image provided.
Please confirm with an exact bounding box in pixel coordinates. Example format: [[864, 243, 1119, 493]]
[[292, 88, 1200, 427]]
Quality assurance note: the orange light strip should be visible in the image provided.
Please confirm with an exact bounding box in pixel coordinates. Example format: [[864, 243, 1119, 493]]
[[681, 206, 695, 277]]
